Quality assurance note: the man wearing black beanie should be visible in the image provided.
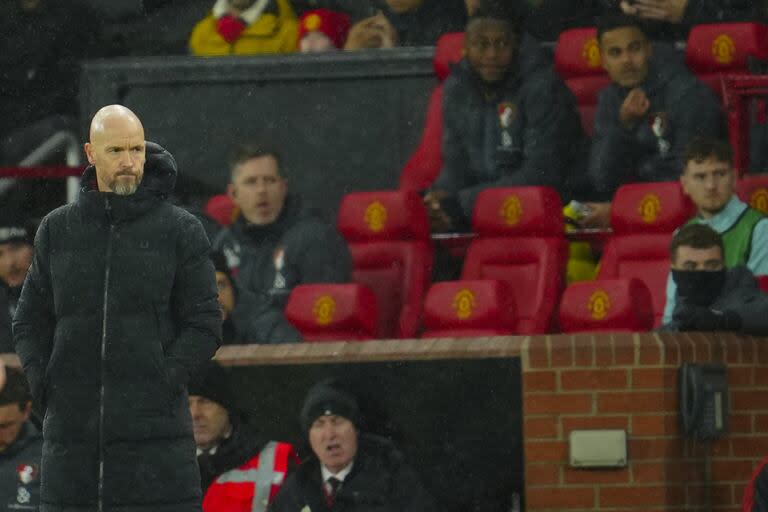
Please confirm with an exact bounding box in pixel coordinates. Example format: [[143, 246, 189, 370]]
[[189, 360, 297, 512], [0, 220, 34, 354], [269, 379, 435, 512]]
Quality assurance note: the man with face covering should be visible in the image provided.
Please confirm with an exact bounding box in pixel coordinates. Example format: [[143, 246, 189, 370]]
[[663, 223, 768, 335], [13, 104, 222, 512]]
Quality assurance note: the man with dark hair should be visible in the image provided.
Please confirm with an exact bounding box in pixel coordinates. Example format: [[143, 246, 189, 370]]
[[0, 366, 42, 511], [424, 6, 585, 231], [190, 360, 296, 512], [213, 144, 351, 343], [0, 222, 34, 354], [269, 379, 435, 512], [663, 223, 768, 334], [662, 137, 768, 323], [13, 105, 222, 512], [580, 13, 722, 228]]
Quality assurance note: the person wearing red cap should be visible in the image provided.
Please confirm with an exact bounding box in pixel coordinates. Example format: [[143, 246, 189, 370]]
[[298, 9, 351, 52]]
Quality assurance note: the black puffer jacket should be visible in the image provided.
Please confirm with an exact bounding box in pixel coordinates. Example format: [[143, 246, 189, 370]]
[[0, 286, 12, 354], [269, 435, 435, 512], [13, 142, 222, 512]]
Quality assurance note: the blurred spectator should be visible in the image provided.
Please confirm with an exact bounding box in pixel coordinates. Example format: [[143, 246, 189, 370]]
[[0, 222, 34, 354], [190, 360, 297, 511], [269, 379, 436, 512], [344, 0, 466, 50], [292, 0, 378, 21], [662, 223, 768, 335], [212, 144, 351, 344], [423, 6, 585, 232], [0, 366, 42, 511], [663, 138, 768, 323], [189, 0, 299, 56], [619, 0, 766, 39], [743, 455, 768, 511], [298, 9, 351, 52], [0, 0, 100, 165], [580, 14, 722, 228]]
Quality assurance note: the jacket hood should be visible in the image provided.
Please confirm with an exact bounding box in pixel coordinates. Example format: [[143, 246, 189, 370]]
[[79, 141, 177, 197]]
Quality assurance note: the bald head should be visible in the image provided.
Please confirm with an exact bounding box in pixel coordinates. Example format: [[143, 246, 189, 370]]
[[85, 105, 146, 195]]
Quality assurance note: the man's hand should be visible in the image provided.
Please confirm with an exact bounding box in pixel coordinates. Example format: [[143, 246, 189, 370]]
[[619, 88, 651, 129], [423, 190, 453, 232], [673, 305, 742, 331], [344, 13, 397, 50], [620, 0, 688, 23], [578, 202, 612, 229]]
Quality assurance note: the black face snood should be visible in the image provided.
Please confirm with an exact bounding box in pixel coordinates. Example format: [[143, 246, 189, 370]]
[[671, 269, 726, 307]]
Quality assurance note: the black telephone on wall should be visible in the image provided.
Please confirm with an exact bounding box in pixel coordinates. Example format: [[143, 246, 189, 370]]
[[678, 363, 729, 440]]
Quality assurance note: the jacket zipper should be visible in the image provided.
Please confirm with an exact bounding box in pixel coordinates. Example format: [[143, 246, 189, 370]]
[[98, 198, 114, 512]]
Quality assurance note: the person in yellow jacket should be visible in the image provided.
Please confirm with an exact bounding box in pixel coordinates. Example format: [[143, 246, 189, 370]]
[[189, 0, 298, 56]]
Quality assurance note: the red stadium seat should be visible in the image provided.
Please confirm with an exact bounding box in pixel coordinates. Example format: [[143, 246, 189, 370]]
[[736, 173, 768, 214], [461, 187, 568, 334], [337, 190, 433, 339], [554, 27, 611, 136], [559, 278, 654, 333], [399, 32, 464, 191], [421, 280, 517, 338], [757, 275, 768, 293], [205, 194, 238, 226], [686, 23, 768, 99], [597, 182, 696, 326], [285, 284, 377, 342]]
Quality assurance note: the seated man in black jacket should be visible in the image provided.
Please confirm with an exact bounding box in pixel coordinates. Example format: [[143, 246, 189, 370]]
[[270, 379, 435, 512], [0, 221, 34, 354], [663, 223, 768, 335], [190, 361, 296, 511], [213, 144, 352, 344], [580, 14, 722, 227], [424, 5, 585, 232]]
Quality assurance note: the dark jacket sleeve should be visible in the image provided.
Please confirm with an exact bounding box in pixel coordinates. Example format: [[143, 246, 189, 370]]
[[728, 289, 768, 336], [0, 289, 12, 354], [394, 463, 437, 512], [432, 75, 472, 195], [456, 72, 578, 215], [682, 0, 756, 25], [754, 464, 768, 512], [12, 218, 55, 406], [166, 213, 222, 390]]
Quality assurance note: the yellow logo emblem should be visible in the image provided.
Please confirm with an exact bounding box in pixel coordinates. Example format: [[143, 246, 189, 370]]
[[313, 295, 336, 326], [582, 37, 601, 68], [750, 188, 768, 214], [304, 13, 323, 31], [638, 194, 661, 224], [364, 201, 387, 233], [499, 196, 523, 226], [712, 34, 736, 65], [588, 290, 611, 321], [452, 289, 476, 320]]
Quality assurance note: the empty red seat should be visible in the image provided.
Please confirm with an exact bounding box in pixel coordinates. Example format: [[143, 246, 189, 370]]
[[337, 190, 433, 339], [205, 194, 238, 226], [559, 278, 654, 333], [554, 27, 611, 136], [421, 280, 516, 338], [598, 182, 696, 326], [757, 275, 768, 293], [736, 173, 768, 214], [285, 284, 377, 342], [399, 32, 465, 191], [686, 23, 768, 99], [461, 186, 568, 334]]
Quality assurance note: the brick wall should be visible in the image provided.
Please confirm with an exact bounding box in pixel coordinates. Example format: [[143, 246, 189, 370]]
[[522, 333, 768, 512]]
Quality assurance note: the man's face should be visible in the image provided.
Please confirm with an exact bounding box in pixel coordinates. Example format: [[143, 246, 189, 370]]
[[465, 19, 517, 84], [681, 157, 735, 219], [0, 403, 29, 453], [672, 245, 724, 271], [189, 396, 231, 450], [0, 242, 32, 288], [600, 27, 652, 89], [228, 156, 287, 226], [85, 117, 146, 196], [215, 271, 235, 320], [309, 415, 358, 474], [385, 0, 423, 14]]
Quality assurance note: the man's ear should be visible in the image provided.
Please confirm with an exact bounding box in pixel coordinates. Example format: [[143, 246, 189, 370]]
[[84, 142, 95, 165]]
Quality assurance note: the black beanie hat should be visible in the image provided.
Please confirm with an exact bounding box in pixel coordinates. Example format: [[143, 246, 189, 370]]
[[0, 220, 34, 246], [187, 360, 236, 414], [300, 380, 360, 434]]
